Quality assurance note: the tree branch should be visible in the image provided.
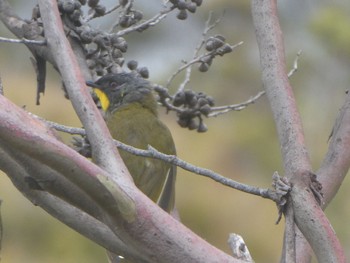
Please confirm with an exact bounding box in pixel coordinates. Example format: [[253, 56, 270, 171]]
[[0, 36, 46, 45], [38, 0, 128, 179], [0, 93, 243, 262], [39, 118, 278, 202], [251, 0, 346, 262]]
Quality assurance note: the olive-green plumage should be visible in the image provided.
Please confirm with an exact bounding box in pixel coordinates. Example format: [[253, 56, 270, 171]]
[[87, 73, 176, 213]]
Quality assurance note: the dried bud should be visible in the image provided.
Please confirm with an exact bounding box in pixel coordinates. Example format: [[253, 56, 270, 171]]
[[177, 9, 187, 20], [109, 64, 120, 74], [133, 10, 143, 21], [32, 5, 40, 20], [115, 57, 125, 66], [112, 48, 123, 59], [70, 9, 82, 22], [169, 0, 179, 4], [215, 34, 226, 42], [188, 96, 197, 108], [80, 31, 94, 44], [93, 33, 110, 49], [192, 0, 202, 6], [94, 5, 106, 17], [217, 44, 233, 56], [119, 0, 128, 6], [173, 92, 186, 107], [127, 60, 138, 70], [74, 1, 82, 9], [200, 104, 211, 116], [119, 16, 131, 28], [197, 121, 208, 133], [201, 55, 213, 65], [177, 0, 187, 10], [138, 67, 149, 78], [184, 90, 195, 103], [206, 96, 215, 106], [198, 97, 208, 107], [206, 37, 224, 51], [188, 119, 198, 130], [114, 37, 128, 52], [62, 0, 75, 14], [88, 0, 99, 8], [187, 2, 197, 13], [177, 117, 189, 128], [198, 62, 209, 72]]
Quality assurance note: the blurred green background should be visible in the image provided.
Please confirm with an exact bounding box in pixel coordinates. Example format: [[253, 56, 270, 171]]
[[1, 0, 350, 262]]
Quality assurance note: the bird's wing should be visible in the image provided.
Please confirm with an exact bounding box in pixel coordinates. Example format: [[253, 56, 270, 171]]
[[156, 165, 176, 212]]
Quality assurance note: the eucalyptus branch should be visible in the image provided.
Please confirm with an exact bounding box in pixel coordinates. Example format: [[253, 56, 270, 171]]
[[0, 36, 46, 45], [177, 12, 224, 92], [44, 119, 277, 201], [207, 50, 301, 117], [166, 41, 243, 90], [165, 11, 242, 90]]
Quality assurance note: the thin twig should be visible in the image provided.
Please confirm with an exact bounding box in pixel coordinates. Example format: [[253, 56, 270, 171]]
[[209, 50, 301, 117], [166, 12, 228, 90], [209, 91, 266, 117], [0, 36, 46, 45], [115, 6, 174, 36], [41, 118, 276, 200], [288, 50, 302, 78], [177, 12, 222, 92], [165, 41, 243, 90], [85, 3, 121, 22]]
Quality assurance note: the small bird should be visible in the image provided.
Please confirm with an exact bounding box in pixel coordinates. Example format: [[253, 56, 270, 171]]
[[86, 73, 176, 213]]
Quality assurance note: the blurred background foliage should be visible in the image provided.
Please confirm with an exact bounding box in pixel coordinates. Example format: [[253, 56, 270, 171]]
[[0, 0, 350, 262]]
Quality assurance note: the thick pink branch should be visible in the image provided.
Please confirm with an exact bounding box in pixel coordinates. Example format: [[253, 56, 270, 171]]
[[251, 0, 310, 175], [317, 94, 350, 205], [251, 0, 346, 262], [37, 0, 125, 176], [0, 91, 241, 263]]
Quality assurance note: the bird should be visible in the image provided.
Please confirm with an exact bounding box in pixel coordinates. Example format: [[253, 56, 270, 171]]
[[86, 72, 176, 213]]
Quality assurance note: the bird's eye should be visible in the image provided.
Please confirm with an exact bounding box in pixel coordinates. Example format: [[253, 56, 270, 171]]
[[110, 81, 118, 88]]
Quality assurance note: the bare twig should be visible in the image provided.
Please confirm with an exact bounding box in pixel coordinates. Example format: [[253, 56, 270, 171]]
[[209, 91, 266, 117], [177, 12, 223, 92], [43, 119, 277, 201], [0, 36, 46, 45], [208, 50, 301, 117], [115, 6, 174, 36], [252, 0, 345, 261], [165, 11, 242, 90], [166, 41, 243, 90], [85, 3, 121, 22], [287, 50, 302, 78]]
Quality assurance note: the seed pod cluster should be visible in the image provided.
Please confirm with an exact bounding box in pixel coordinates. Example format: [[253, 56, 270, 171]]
[[169, 0, 202, 20], [198, 35, 233, 73], [79, 29, 130, 75], [173, 90, 214, 132]]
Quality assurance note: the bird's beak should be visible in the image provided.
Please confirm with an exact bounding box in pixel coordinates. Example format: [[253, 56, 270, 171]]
[[86, 80, 99, 88]]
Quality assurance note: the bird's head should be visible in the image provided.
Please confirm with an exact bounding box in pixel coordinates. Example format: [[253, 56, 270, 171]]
[[86, 73, 156, 114]]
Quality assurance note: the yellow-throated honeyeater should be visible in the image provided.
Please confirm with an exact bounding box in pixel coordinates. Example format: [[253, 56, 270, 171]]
[[86, 73, 176, 213]]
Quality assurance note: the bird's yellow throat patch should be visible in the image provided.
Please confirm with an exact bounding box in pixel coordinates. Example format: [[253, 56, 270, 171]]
[[93, 88, 110, 112]]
